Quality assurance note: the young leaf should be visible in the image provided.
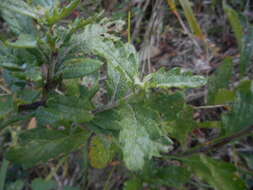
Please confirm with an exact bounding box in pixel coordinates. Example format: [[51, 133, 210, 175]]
[[118, 104, 171, 170], [58, 58, 103, 79], [184, 155, 247, 190], [45, 0, 80, 25], [147, 67, 206, 89], [6, 128, 91, 168]]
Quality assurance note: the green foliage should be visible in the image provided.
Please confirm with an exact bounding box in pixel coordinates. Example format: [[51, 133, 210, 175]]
[[222, 80, 253, 135], [118, 104, 171, 170], [208, 57, 233, 104], [185, 155, 247, 190], [0, 0, 252, 189], [141, 162, 191, 188], [6, 128, 91, 167], [146, 67, 206, 89]]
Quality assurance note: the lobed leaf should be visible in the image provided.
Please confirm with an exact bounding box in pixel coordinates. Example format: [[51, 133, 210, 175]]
[[118, 104, 171, 170]]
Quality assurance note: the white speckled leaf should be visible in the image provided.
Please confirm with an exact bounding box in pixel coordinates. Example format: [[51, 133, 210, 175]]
[[118, 104, 171, 171], [147, 68, 206, 89]]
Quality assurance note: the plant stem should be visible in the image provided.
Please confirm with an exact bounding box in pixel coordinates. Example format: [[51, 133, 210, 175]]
[[172, 125, 253, 157]]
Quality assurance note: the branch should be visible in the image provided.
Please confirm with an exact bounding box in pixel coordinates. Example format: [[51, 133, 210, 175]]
[[172, 125, 253, 157]]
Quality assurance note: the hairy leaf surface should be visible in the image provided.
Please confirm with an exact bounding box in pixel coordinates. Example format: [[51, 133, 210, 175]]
[[118, 104, 171, 170], [147, 68, 206, 89]]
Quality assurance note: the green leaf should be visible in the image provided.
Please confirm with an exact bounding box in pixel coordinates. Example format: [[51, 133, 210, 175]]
[[0, 96, 15, 119], [147, 92, 185, 121], [222, 80, 253, 135], [70, 22, 138, 100], [31, 178, 57, 190], [0, 159, 9, 190], [214, 89, 235, 105], [59, 58, 103, 79], [178, 0, 204, 40], [165, 105, 197, 146], [91, 110, 121, 131], [89, 135, 114, 169], [45, 0, 80, 25], [208, 58, 233, 104], [124, 178, 142, 190], [1, 9, 36, 35], [0, 0, 39, 19], [32, 0, 60, 9], [17, 89, 40, 104], [223, 2, 244, 49], [184, 155, 247, 190], [6, 34, 37, 48], [147, 68, 206, 89], [36, 95, 93, 125], [118, 104, 171, 170], [141, 163, 190, 188], [6, 128, 91, 168], [0, 112, 35, 130]]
